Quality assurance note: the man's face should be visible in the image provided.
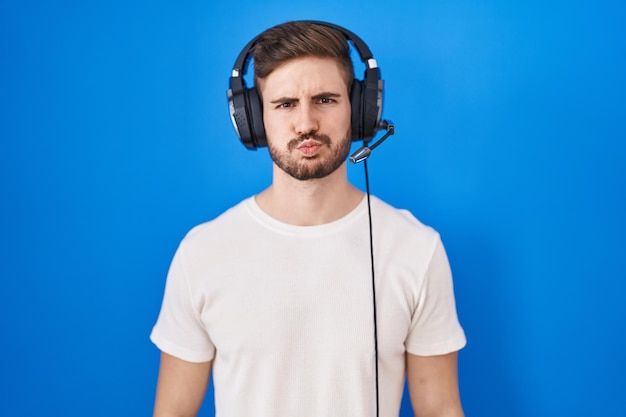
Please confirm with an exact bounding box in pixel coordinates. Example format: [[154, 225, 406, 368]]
[[259, 56, 352, 181]]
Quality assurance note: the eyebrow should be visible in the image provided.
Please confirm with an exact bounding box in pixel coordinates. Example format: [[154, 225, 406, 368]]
[[269, 92, 342, 104], [313, 92, 341, 101]]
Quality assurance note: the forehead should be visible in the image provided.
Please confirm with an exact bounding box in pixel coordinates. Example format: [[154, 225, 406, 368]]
[[258, 56, 350, 98]]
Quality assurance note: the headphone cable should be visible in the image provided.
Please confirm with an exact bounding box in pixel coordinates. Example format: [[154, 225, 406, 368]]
[[363, 158, 380, 417], [351, 122, 394, 417]]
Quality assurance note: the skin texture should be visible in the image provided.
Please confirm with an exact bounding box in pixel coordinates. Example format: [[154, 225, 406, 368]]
[[407, 352, 464, 417], [262, 56, 352, 182], [153, 353, 211, 417], [255, 56, 363, 226], [153, 56, 464, 417]]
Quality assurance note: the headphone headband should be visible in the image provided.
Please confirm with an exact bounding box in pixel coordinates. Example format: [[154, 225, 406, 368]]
[[227, 20, 384, 150]]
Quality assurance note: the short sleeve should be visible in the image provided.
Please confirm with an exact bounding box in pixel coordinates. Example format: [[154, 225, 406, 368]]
[[150, 246, 215, 363], [405, 238, 466, 356]]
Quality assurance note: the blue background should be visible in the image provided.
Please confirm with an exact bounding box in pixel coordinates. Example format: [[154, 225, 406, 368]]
[[1, 0, 625, 416]]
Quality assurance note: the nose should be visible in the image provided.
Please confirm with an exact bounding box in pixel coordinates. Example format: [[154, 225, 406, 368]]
[[294, 103, 319, 136]]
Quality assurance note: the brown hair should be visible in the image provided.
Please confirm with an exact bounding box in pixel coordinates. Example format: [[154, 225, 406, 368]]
[[251, 21, 354, 90]]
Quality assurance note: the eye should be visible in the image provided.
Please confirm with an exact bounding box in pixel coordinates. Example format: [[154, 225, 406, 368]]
[[318, 97, 335, 104], [276, 102, 292, 109]]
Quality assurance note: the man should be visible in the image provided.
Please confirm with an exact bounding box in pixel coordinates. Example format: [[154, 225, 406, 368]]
[[150, 21, 466, 417]]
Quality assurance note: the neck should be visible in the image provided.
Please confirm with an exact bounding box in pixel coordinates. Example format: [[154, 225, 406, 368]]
[[255, 162, 363, 226]]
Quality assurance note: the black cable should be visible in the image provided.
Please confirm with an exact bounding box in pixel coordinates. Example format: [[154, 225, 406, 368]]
[[363, 158, 380, 417], [350, 122, 394, 416]]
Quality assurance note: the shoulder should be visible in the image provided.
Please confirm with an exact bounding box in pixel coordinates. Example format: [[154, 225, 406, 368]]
[[175, 197, 254, 255], [185, 198, 251, 237], [165, 198, 259, 280], [370, 196, 444, 261], [370, 196, 440, 239]]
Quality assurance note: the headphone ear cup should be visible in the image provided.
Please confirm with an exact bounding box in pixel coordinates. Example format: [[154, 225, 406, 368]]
[[227, 83, 266, 150], [350, 79, 364, 141], [360, 74, 383, 141], [350, 77, 382, 142], [246, 87, 267, 148], [229, 86, 255, 149]]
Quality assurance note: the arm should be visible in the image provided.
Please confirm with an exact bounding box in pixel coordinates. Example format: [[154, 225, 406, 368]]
[[153, 352, 212, 417], [406, 351, 464, 417]]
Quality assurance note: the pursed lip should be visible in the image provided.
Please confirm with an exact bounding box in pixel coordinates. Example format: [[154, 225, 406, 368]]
[[296, 139, 323, 156], [296, 139, 322, 149]]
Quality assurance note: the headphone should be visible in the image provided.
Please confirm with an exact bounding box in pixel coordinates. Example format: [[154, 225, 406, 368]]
[[227, 20, 385, 150]]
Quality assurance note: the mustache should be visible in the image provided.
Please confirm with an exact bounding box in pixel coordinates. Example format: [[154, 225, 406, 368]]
[[287, 133, 332, 151]]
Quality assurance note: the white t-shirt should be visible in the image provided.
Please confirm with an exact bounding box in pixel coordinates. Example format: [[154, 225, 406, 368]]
[[151, 195, 466, 416]]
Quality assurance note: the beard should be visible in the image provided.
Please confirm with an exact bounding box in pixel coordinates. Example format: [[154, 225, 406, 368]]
[[268, 129, 352, 181]]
